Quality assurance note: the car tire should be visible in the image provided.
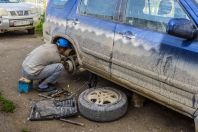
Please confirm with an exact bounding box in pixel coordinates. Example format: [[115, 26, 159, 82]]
[[78, 87, 128, 122], [27, 28, 35, 34]]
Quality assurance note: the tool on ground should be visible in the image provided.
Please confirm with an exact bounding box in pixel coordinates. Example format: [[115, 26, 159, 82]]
[[38, 93, 59, 101], [47, 89, 59, 96], [18, 77, 33, 93], [59, 118, 84, 127], [48, 88, 69, 98], [64, 81, 89, 99], [88, 73, 98, 88]]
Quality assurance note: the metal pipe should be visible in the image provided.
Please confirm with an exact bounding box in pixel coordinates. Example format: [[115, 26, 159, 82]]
[[60, 118, 85, 127]]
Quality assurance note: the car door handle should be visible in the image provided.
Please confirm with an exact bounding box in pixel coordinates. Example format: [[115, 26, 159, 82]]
[[73, 20, 80, 25], [118, 31, 135, 39], [67, 18, 80, 25]]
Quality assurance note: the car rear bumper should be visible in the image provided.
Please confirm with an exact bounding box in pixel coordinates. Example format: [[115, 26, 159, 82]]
[[0, 15, 39, 33]]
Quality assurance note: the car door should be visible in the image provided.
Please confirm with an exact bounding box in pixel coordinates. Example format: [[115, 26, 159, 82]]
[[66, 0, 119, 78], [44, 0, 77, 41], [112, 0, 198, 110]]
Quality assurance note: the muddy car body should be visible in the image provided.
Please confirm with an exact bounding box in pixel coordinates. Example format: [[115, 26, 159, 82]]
[[44, 0, 198, 130], [0, 0, 39, 34]]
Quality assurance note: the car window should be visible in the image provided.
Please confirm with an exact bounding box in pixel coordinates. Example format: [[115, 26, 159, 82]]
[[79, 0, 119, 21], [124, 0, 190, 33], [53, 0, 69, 6]]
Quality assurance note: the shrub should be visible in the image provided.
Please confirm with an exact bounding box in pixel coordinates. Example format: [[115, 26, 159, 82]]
[[35, 13, 45, 34]]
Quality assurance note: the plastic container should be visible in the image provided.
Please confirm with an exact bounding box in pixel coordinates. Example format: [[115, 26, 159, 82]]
[[18, 77, 33, 93]]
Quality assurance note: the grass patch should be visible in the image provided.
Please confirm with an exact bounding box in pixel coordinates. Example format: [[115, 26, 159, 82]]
[[0, 92, 15, 113], [21, 128, 29, 132]]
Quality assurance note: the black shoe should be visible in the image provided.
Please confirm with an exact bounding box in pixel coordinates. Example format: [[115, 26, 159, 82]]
[[37, 87, 57, 92], [38, 79, 46, 85], [48, 82, 58, 87]]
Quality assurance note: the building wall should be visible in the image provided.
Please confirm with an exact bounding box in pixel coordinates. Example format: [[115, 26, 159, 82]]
[[23, 0, 47, 13]]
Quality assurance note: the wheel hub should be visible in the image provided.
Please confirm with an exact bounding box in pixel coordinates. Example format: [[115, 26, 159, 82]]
[[86, 89, 119, 105], [65, 60, 74, 72], [64, 56, 77, 74]]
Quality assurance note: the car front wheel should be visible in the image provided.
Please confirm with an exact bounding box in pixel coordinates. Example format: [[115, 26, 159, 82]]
[[27, 28, 35, 34]]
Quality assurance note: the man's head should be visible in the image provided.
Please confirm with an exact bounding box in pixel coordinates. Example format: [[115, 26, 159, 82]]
[[56, 38, 70, 55]]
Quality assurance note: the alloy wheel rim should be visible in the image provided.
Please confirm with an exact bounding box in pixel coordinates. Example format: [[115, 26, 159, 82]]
[[86, 89, 119, 105]]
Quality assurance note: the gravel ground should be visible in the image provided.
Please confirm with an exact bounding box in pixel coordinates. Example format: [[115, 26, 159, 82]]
[[0, 32, 195, 132]]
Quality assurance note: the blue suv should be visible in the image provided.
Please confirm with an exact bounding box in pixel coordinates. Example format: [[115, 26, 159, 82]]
[[44, 0, 198, 130]]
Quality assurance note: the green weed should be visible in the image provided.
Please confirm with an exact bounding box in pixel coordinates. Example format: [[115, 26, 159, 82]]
[[21, 128, 29, 132], [0, 92, 15, 113], [35, 13, 45, 35]]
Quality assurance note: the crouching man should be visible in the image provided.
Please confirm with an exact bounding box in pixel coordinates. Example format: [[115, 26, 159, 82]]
[[22, 38, 69, 92]]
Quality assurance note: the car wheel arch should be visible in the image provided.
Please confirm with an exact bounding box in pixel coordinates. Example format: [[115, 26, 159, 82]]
[[52, 34, 83, 65]]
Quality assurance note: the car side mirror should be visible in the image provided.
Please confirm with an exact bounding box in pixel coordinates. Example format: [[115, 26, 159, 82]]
[[167, 18, 197, 40]]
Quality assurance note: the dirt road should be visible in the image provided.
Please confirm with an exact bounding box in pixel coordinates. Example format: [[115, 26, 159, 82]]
[[0, 32, 194, 132]]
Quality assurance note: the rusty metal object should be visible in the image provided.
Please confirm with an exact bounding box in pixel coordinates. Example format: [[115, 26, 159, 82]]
[[38, 94, 54, 99], [88, 73, 98, 88], [59, 118, 85, 127], [47, 89, 59, 96], [38, 94, 59, 101], [50, 89, 69, 98], [132, 93, 145, 108], [64, 56, 78, 74]]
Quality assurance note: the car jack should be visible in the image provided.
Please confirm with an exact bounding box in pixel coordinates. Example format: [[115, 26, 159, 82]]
[[88, 73, 98, 88]]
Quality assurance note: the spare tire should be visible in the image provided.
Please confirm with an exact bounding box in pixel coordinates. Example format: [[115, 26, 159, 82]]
[[78, 87, 128, 122]]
